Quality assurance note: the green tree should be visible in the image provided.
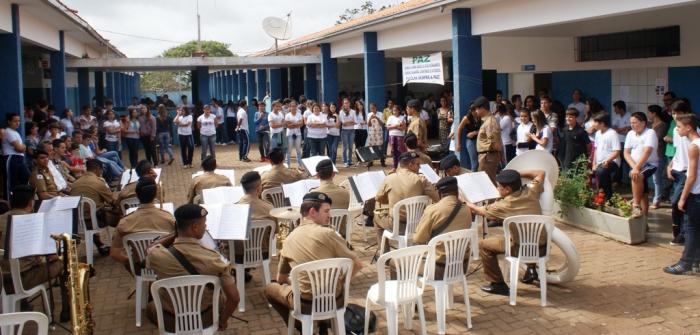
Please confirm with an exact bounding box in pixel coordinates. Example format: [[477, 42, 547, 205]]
[[140, 40, 235, 93], [336, 1, 390, 25]]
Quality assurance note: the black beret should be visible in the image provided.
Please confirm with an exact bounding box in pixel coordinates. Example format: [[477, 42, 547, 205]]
[[136, 176, 157, 192], [404, 132, 417, 141], [399, 151, 419, 162], [436, 176, 458, 192], [439, 155, 460, 171], [315, 159, 334, 173], [470, 96, 490, 110], [302, 192, 332, 205], [407, 99, 421, 109], [240, 171, 261, 186], [174, 204, 208, 221], [496, 169, 521, 186]]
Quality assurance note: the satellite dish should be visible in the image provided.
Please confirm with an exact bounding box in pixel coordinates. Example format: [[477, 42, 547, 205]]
[[263, 16, 292, 40]]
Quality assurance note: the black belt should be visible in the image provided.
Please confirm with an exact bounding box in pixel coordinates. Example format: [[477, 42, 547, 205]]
[[478, 150, 499, 154]]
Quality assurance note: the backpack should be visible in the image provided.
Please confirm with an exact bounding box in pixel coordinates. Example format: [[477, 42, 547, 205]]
[[344, 303, 376, 335]]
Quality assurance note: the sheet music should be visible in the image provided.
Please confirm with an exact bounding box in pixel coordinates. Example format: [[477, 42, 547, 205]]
[[202, 186, 245, 204], [282, 179, 321, 207], [121, 168, 162, 187], [201, 203, 250, 240], [419, 164, 440, 184], [456, 172, 501, 203], [253, 163, 288, 174], [9, 212, 71, 258], [192, 169, 236, 186], [302, 156, 338, 176], [202, 203, 223, 240], [200, 231, 229, 263], [349, 171, 386, 202], [449, 139, 455, 152], [125, 202, 175, 215]]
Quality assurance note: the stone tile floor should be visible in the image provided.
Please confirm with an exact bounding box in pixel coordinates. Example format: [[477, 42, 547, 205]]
[[38, 144, 699, 334]]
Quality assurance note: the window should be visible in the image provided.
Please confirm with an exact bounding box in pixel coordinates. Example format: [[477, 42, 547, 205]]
[[577, 26, 680, 62]]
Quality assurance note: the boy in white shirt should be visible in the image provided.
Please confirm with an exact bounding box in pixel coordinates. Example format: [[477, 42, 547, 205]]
[[623, 112, 658, 218], [592, 113, 621, 201], [236, 100, 250, 162]]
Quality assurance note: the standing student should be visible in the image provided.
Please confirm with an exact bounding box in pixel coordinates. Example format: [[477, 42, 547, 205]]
[[212, 99, 225, 145], [174, 107, 194, 168], [197, 105, 218, 160], [515, 109, 534, 157], [2, 113, 29, 200], [568, 89, 586, 125], [560, 108, 590, 169], [529, 110, 553, 153], [156, 105, 175, 165], [339, 98, 356, 167], [663, 113, 700, 275], [305, 103, 327, 156], [666, 101, 693, 245], [612, 100, 631, 183], [455, 106, 482, 171], [255, 101, 270, 162], [123, 108, 141, 168], [366, 103, 386, 167], [623, 112, 658, 218], [225, 100, 238, 144], [474, 96, 502, 183], [326, 103, 341, 164], [592, 113, 621, 201], [102, 109, 121, 155], [497, 102, 515, 163], [236, 100, 250, 162], [647, 105, 670, 209], [354, 100, 368, 154], [285, 101, 303, 167], [437, 97, 453, 149], [268, 101, 285, 150], [139, 105, 157, 166], [386, 105, 406, 169]]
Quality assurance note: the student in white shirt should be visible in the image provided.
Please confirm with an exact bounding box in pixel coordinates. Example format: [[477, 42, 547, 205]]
[[354, 101, 368, 161], [611, 100, 631, 183], [497, 103, 515, 162], [268, 101, 286, 150], [528, 110, 553, 153], [325, 103, 341, 164], [386, 105, 407, 169], [173, 106, 194, 168], [516, 110, 534, 156], [285, 101, 304, 167], [225, 101, 238, 144], [624, 112, 658, 218], [568, 88, 586, 125], [667, 102, 694, 245], [592, 113, 621, 200], [197, 104, 219, 160], [2, 113, 29, 199], [306, 103, 328, 156], [102, 109, 121, 154], [236, 100, 250, 162], [339, 98, 357, 167]]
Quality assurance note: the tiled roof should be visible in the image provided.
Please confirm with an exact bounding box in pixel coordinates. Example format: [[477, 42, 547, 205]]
[[254, 0, 438, 56]]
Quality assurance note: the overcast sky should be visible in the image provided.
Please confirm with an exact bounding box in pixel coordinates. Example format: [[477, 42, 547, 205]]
[[63, 0, 400, 58]]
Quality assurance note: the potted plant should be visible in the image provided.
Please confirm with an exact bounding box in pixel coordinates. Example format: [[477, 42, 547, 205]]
[[554, 156, 646, 244]]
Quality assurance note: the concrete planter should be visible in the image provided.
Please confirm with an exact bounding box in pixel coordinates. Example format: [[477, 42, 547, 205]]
[[555, 202, 647, 245]]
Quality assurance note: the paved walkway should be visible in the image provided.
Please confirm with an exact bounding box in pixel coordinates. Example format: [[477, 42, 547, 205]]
[[42, 144, 698, 334]]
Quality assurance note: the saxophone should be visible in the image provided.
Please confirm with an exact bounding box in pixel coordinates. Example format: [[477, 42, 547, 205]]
[[52, 233, 94, 335]]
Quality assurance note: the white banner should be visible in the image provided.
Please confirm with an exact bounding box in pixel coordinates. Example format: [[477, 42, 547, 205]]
[[402, 52, 444, 86]]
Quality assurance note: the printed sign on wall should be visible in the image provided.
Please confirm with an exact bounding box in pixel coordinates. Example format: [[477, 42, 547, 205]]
[[402, 52, 444, 86]]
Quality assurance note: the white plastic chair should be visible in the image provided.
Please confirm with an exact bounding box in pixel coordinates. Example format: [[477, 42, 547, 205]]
[[78, 197, 111, 266], [365, 245, 429, 335], [424, 229, 475, 334], [289, 258, 353, 335], [227, 220, 275, 312], [150, 275, 221, 335], [0, 250, 52, 326], [328, 209, 350, 241], [0, 312, 49, 335], [340, 179, 367, 242], [120, 197, 140, 216], [261, 187, 286, 208], [124, 231, 170, 327], [379, 196, 430, 254], [503, 215, 554, 307]]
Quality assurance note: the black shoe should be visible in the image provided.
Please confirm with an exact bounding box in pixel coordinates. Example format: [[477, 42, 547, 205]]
[[487, 220, 502, 228], [521, 266, 539, 284], [669, 235, 685, 246], [663, 262, 692, 275], [97, 245, 110, 256], [480, 282, 510, 296], [244, 270, 253, 283], [20, 299, 33, 311], [60, 310, 71, 323], [364, 216, 374, 227]]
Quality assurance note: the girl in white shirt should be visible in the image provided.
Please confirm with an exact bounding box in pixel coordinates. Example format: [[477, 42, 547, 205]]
[[623, 112, 658, 218], [339, 98, 356, 167], [285, 101, 304, 167], [326, 103, 341, 164], [529, 110, 553, 153], [197, 105, 218, 161], [386, 105, 407, 169], [498, 103, 515, 162], [173, 107, 194, 168], [354, 100, 368, 156], [103, 109, 121, 154], [306, 103, 328, 156], [516, 110, 534, 156]]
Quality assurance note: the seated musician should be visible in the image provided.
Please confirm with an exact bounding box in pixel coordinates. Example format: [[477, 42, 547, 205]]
[[439, 154, 471, 177], [70, 159, 120, 255], [117, 159, 159, 206], [405, 132, 432, 165], [260, 148, 305, 191], [187, 156, 232, 203], [413, 176, 472, 279], [29, 149, 62, 200], [146, 204, 240, 331], [110, 177, 176, 265], [0, 185, 69, 320], [309, 159, 350, 238], [466, 169, 546, 295], [264, 192, 363, 330]]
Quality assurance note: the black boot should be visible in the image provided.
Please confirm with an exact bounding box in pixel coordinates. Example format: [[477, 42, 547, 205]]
[[521, 265, 539, 284], [93, 235, 110, 256]]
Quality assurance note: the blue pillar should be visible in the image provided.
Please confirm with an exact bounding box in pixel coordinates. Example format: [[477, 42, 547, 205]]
[[222, 71, 230, 102], [452, 8, 482, 167], [50, 31, 67, 114], [363, 32, 385, 109], [134, 73, 140, 98], [120, 73, 129, 107], [190, 70, 199, 104], [231, 70, 239, 101], [320, 44, 338, 104], [238, 70, 247, 101], [94, 71, 104, 108], [193, 66, 210, 104], [256, 69, 267, 101], [218, 71, 225, 100], [269, 68, 282, 103], [113, 73, 122, 107], [289, 66, 304, 100], [0, 4, 24, 135], [304, 64, 318, 101], [213, 71, 219, 99], [77, 68, 90, 109], [281, 68, 289, 99], [246, 69, 256, 138], [105, 72, 114, 103]]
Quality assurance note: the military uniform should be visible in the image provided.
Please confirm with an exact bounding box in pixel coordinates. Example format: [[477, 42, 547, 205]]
[[260, 164, 305, 191], [0, 209, 62, 294], [53, 158, 76, 184], [187, 172, 232, 203], [264, 219, 355, 323], [407, 117, 428, 149], [479, 179, 546, 283], [310, 179, 351, 238], [233, 193, 276, 258], [117, 181, 162, 207], [413, 195, 472, 279], [29, 166, 60, 199], [409, 148, 432, 165], [146, 237, 234, 332], [70, 172, 118, 228], [112, 203, 176, 261], [374, 167, 439, 232], [476, 113, 502, 183]]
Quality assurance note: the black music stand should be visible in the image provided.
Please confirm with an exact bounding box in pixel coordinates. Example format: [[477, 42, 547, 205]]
[[355, 146, 381, 171]]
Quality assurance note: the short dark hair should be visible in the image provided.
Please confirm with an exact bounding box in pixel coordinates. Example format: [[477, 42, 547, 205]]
[[592, 112, 610, 127], [242, 179, 260, 193], [135, 160, 153, 177], [630, 111, 647, 124], [540, 95, 552, 103], [176, 217, 200, 232], [201, 156, 216, 171], [676, 113, 698, 130], [85, 159, 103, 173], [72, 129, 83, 137], [565, 108, 579, 118], [647, 105, 662, 115], [10, 185, 35, 209], [136, 177, 158, 203], [664, 91, 677, 99], [405, 135, 418, 149], [671, 100, 692, 114], [300, 200, 325, 217], [318, 168, 333, 180], [34, 149, 49, 158], [269, 148, 284, 164], [52, 139, 63, 148], [5, 113, 18, 123], [613, 100, 626, 111]]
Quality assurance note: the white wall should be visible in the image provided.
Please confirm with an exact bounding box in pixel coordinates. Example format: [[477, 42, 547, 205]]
[[64, 33, 85, 58], [377, 16, 451, 51], [331, 35, 364, 59], [509, 73, 534, 99], [611, 68, 667, 114], [19, 6, 59, 51], [0, 0, 11, 33]]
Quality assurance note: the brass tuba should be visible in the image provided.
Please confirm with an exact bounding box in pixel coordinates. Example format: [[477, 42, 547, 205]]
[[52, 233, 94, 335]]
